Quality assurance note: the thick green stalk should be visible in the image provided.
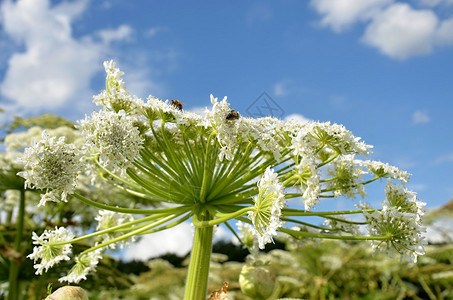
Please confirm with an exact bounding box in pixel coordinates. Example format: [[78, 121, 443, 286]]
[[8, 189, 25, 300], [184, 213, 214, 300]]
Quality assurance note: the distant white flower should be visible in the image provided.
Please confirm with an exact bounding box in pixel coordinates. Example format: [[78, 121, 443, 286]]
[[27, 227, 74, 275], [17, 131, 83, 206], [95, 210, 135, 248], [78, 110, 143, 172], [59, 247, 103, 284], [248, 167, 286, 249], [364, 205, 427, 263], [236, 221, 259, 256]]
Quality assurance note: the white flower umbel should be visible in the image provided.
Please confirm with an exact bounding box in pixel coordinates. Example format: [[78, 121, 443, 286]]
[[59, 248, 103, 284], [78, 109, 143, 172], [95, 210, 135, 249], [17, 131, 83, 206], [327, 155, 367, 199], [384, 181, 425, 222], [248, 167, 286, 249], [364, 205, 427, 263], [27, 227, 75, 275]]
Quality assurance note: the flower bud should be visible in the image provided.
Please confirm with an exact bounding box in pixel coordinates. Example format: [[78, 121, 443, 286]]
[[46, 286, 89, 300], [239, 262, 275, 299]]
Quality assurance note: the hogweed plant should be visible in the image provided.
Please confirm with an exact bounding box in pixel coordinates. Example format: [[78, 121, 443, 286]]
[[19, 61, 426, 300]]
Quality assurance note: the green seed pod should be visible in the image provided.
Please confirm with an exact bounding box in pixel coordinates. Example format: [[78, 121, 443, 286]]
[[46, 286, 89, 300], [239, 262, 275, 299]]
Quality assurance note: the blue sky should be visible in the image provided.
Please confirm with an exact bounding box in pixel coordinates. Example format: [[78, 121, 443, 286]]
[[1, 0, 452, 256]]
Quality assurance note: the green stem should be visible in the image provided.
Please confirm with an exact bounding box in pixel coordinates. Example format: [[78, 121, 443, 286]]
[[8, 189, 25, 300], [184, 212, 214, 300], [282, 208, 377, 217], [192, 206, 250, 227], [72, 192, 187, 214]]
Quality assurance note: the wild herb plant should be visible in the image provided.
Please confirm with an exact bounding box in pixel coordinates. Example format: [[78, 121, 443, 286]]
[[19, 61, 426, 299]]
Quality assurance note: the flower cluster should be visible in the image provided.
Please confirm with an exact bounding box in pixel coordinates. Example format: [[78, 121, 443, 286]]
[[27, 227, 74, 275], [18, 131, 83, 206], [77, 109, 143, 172], [93, 60, 142, 113], [248, 167, 286, 249], [59, 247, 103, 284], [327, 155, 367, 199], [364, 204, 427, 263], [384, 181, 425, 221], [95, 210, 135, 248]]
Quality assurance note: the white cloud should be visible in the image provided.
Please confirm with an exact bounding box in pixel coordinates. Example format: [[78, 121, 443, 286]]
[[419, 0, 453, 6], [311, 0, 453, 59], [284, 113, 310, 123], [97, 24, 134, 45], [412, 110, 430, 124], [189, 106, 207, 116], [436, 17, 453, 45], [362, 3, 439, 59], [123, 222, 233, 261], [123, 223, 194, 261], [0, 0, 163, 117], [310, 0, 392, 32], [0, 0, 102, 113], [52, 0, 89, 20]]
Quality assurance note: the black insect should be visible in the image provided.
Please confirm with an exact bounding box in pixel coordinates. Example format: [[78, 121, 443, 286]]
[[170, 99, 184, 110], [226, 109, 240, 120]]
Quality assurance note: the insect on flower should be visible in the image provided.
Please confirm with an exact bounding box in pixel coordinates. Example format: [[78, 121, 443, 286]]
[[170, 99, 184, 110], [226, 109, 240, 120]]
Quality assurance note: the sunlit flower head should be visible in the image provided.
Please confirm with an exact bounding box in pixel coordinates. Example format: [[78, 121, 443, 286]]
[[27, 227, 74, 275], [384, 181, 425, 222], [364, 205, 427, 263], [17, 131, 83, 206], [248, 167, 286, 249], [77, 109, 143, 172]]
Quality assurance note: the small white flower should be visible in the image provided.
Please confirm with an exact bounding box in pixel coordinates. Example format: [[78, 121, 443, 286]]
[[236, 221, 259, 257], [17, 131, 83, 206], [362, 160, 410, 183], [248, 167, 286, 249], [384, 181, 425, 222], [27, 227, 74, 275], [59, 247, 103, 284], [95, 210, 135, 249], [327, 155, 367, 199], [364, 205, 427, 263], [78, 110, 143, 172]]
